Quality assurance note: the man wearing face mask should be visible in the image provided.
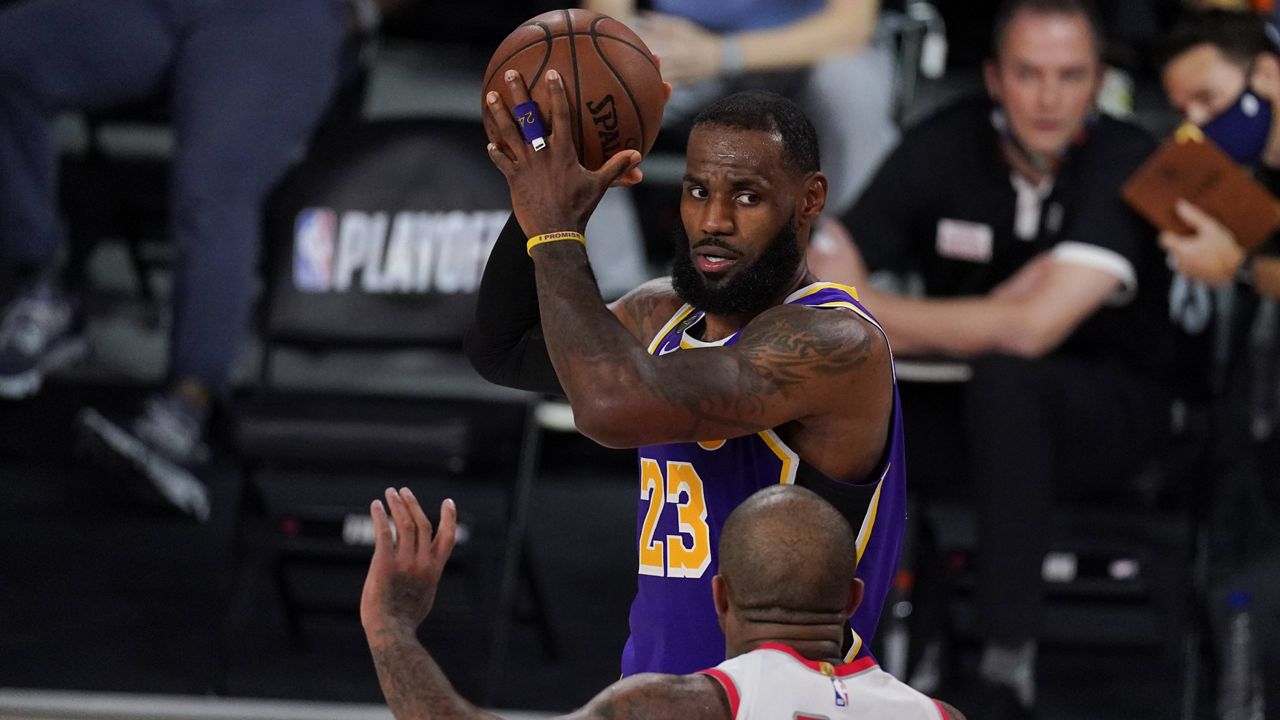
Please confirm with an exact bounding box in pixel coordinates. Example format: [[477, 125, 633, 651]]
[[831, 1, 1178, 717], [1158, 9, 1280, 299]]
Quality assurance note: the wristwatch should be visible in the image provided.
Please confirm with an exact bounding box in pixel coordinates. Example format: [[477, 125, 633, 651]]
[[1234, 254, 1257, 287]]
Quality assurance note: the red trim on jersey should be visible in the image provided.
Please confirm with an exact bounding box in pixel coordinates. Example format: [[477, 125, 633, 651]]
[[756, 642, 877, 676], [698, 668, 741, 718], [934, 699, 949, 719]]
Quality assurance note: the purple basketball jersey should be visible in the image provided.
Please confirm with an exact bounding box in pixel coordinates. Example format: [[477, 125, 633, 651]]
[[620, 282, 908, 676]]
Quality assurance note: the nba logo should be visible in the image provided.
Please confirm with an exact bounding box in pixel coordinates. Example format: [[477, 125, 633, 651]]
[[294, 208, 336, 292]]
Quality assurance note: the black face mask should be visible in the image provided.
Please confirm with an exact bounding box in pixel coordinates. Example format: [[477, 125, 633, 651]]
[[671, 216, 803, 318]]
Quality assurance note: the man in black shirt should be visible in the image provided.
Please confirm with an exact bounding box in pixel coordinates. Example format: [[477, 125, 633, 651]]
[[837, 0, 1175, 716]]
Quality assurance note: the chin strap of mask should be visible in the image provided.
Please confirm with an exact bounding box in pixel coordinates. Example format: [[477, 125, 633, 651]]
[[990, 106, 1093, 176]]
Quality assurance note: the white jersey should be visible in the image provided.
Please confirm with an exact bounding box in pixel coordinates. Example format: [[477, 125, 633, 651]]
[[700, 643, 944, 720]]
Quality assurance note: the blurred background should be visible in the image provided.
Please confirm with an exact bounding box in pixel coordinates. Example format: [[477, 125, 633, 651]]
[[1, 1, 1278, 719]]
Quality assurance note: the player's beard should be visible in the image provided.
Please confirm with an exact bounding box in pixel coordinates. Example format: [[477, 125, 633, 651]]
[[670, 217, 803, 317]]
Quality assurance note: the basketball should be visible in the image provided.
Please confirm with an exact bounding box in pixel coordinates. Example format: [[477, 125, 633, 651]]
[[482, 9, 665, 170]]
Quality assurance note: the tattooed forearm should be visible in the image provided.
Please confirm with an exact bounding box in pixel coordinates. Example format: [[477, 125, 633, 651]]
[[367, 627, 498, 720]]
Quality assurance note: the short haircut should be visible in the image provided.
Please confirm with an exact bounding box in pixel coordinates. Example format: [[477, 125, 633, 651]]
[[990, 0, 1104, 61], [691, 90, 821, 176], [718, 485, 856, 616], [1157, 9, 1276, 71]]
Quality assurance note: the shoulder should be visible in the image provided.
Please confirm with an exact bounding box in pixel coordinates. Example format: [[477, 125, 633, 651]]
[[1077, 116, 1157, 169], [937, 699, 968, 720], [567, 672, 730, 720], [870, 95, 994, 191], [609, 277, 685, 342], [743, 300, 886, 350], [906, 94, 993, 144], [736, 301, 890, 378]]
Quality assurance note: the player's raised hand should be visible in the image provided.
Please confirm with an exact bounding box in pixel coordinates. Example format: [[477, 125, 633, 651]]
[[484, 68, 641, 239], [359, 488, 457, 636]]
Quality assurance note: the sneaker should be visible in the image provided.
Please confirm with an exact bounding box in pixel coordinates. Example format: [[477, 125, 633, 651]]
[[78, 393, 212, 522], [0, 282, 86, 399]]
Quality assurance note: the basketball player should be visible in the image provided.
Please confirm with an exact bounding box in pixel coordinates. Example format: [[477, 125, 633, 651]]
[[362, 485, 962, 719], [468, 71, 906, 676]]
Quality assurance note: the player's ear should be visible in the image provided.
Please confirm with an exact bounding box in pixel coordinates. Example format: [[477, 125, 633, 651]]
[[845, 578, 864, 619], [799, 172, 827, 224], [712, 575, 731, 626], [983, 58, 1003, 104]]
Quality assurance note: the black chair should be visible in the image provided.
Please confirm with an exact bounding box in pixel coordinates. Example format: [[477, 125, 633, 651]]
[[217, 118, 555, 702]]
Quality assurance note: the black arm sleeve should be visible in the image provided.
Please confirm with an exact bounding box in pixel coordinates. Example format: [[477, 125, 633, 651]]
[[464, 214, 565, 396]]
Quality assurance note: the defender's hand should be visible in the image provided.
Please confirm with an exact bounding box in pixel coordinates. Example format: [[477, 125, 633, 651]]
[[484, 69, 641, 239], [1158, 199, 1246, 286], [359, 488, 457, 637]]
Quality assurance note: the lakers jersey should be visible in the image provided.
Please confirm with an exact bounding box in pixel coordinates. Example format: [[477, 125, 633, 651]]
[[620, 282, 909, 676], [700, 643, 945, 720]]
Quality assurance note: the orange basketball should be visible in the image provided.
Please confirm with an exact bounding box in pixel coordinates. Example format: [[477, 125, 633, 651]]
[[483, 9, 665, 170]]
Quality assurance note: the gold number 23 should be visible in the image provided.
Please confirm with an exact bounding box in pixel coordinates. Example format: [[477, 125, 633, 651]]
[[639, 459, 711, 579]]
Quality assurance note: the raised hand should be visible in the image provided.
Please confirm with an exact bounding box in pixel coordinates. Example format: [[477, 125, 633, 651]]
[[483, 68, 641, 239], [359, 488, 457, 636]]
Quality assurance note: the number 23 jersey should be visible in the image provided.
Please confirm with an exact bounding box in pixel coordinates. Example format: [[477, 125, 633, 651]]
[[621, 282, 908, 676]]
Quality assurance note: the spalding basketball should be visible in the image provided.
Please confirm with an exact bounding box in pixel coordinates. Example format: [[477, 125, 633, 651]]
[[482, 9, 665, 170]]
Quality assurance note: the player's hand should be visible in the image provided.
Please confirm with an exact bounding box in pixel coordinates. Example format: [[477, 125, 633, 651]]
[[359, 488, 457, 637], [1158, 199, 1246, 286], [633, 12, 721, 86], [484, 68, 641, 238]]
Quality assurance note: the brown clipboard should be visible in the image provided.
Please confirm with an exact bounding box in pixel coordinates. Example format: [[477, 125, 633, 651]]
[[1121, 124, 1280, 251]]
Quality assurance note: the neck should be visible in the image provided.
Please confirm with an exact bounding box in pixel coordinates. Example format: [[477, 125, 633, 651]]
[[727, 606, 851, 665], [728, 617, 849, 665], [999, 137, 1053, 185], [701, 270, 816, 342]]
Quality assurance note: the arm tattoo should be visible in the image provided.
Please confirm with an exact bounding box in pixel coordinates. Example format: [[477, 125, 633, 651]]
[[367, 626, 499, 720], [634, 305, 875, 436]]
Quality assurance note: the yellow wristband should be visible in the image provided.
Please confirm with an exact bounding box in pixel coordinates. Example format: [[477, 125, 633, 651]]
[[526, 231, 586, 255]]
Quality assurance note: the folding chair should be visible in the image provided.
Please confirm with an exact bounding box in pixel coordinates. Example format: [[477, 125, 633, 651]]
[[217, 118, 553, 702]]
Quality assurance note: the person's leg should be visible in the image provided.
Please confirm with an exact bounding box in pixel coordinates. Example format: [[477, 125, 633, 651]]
[[166, 0, 352, 394], [964, 353, 1169, 710], [77, 0, 354, 521], [0, 0, 176, 396], [798, 41, 899, 216], [0, 0, 176, 279]]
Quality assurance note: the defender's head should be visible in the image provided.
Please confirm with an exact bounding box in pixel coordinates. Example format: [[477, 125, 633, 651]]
[[712, 485, 862, 660]]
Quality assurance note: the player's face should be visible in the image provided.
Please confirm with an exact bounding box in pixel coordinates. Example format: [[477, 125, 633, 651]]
[[1162, 44, 1251, 126], [673, 125, 806, 316], [985, 11, 1102, 158]]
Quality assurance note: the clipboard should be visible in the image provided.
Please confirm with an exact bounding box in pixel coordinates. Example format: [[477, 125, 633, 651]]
[[1121, 124, 1280, 251]]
